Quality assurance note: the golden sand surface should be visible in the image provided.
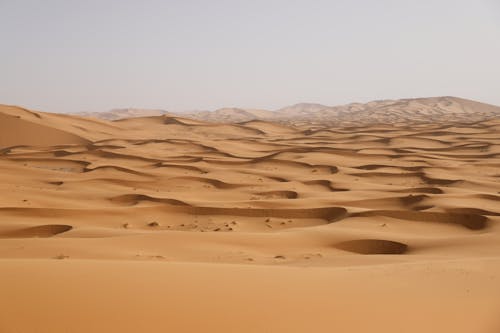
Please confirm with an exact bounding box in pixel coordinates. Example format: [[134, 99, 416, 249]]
[[1, 103, 499, 332]]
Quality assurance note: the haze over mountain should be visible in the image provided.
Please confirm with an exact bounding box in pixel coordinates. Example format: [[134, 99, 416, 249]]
[[77, 108, 171, 121], [77, 96, 500, 125]]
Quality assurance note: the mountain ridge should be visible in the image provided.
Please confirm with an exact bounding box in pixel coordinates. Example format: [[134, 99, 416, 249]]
[[74, 96, 500, 124]]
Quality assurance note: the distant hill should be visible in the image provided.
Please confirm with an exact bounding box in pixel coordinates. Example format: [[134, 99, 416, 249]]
[[76, 108, 170, 120], [76, 97, 500, 124], [272, 97, 500, 125], [181, 108, 276, 123]]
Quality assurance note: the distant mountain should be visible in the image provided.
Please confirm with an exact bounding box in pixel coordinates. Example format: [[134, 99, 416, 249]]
[[181, 108, 276, 123], [274, 97, 500, 125], [275, 103, 333, 116], [77, 97, 500, 124], [76, 108, 170, 120]]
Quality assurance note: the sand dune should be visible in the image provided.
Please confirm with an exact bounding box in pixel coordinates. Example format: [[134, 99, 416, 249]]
[[1, 102, 499, 332], [0, 110, 90, 148]]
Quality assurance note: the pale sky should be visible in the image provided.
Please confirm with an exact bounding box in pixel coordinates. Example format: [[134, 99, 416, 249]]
[[1, 0, 499, 113]]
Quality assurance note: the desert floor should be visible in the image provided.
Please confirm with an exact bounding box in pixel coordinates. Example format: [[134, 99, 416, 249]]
[[1, 105, 499, 332]]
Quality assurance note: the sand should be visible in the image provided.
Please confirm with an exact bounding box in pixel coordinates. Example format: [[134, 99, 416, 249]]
[[1, 103, 500, 332]]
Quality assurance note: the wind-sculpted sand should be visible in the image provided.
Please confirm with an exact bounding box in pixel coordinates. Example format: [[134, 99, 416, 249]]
[[1, 103, 500, 332]]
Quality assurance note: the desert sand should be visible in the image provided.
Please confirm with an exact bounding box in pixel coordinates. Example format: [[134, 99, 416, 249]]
[[1, 100, 500, 332]]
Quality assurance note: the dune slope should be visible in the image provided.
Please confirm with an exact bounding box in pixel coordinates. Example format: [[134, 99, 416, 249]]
[[0, 111, 90, 149]]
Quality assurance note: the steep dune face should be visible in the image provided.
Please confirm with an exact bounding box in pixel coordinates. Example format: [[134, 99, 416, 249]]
[[335, 239, 409, 254], [0, 104, 499, 332], [0, 109, 90, 148], [0, 224, 72, 238], [0, 104, 124, 142]]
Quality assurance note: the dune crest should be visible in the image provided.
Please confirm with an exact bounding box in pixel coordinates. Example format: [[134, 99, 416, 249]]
[[0, 108, 90, 149]]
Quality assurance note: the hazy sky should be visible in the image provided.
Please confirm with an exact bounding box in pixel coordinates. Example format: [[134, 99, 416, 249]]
[[1, 0, 499, 113]]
